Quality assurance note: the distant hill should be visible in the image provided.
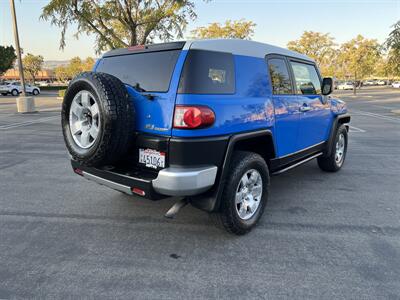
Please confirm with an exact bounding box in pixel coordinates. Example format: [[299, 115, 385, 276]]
[[43, 60, 69, 69]]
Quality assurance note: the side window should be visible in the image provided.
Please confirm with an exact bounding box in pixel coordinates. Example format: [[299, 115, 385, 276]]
[[268, 58, 293, 95], [290, 62, 321, 95], [178, 50, 235, 94]]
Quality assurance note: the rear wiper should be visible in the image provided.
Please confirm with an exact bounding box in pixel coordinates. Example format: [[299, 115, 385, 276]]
[[127, 83, 155, 100]]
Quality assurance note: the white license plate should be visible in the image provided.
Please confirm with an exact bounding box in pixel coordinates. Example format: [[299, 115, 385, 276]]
[[139, 148, 165, 169]]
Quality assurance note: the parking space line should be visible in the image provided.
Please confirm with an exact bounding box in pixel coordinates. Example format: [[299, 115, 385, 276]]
[[349, 125, 366, 133], [371, 104, 398, 110], [351, 110, 400, 123], [0, 116, 59, 130]]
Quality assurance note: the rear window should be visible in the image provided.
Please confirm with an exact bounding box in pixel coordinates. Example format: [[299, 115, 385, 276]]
[[96, 50, 180, 92], [178, 50, 235, 94]]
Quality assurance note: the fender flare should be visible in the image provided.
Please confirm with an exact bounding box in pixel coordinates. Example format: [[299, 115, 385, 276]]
[[189, 129, 274, 212], [324, 113, 351, 157]]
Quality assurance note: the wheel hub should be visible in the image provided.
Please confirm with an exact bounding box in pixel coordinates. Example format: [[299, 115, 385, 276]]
[[69, 90, 100, 149], [235, 169, 263, 220], [335, 133, 345, 165]]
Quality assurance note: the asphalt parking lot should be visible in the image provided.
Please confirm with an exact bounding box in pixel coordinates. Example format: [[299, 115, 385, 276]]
[[0, 87, 399, 299]]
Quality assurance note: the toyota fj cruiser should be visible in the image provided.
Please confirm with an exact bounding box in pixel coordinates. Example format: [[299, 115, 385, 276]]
[[62, 39, 350, 235]]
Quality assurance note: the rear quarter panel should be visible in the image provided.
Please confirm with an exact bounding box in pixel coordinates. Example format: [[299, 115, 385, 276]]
[[172, 55, 275, 137]]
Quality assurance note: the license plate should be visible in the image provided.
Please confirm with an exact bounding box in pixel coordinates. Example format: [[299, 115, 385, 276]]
[[139, 148, 165, 169]]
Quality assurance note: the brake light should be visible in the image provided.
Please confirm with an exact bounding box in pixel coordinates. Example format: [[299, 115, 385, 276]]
[[128, 45, 146, 51], [73, 168, 83, 176], [131, 187, 146, 196], [173, 106, 215, 129]]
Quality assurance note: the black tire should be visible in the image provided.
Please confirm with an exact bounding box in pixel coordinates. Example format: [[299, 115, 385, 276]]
[[61, 72, 135, 167], [1, 93, 7, 96], [318, 124, 348, 172], [11, 89, 19, 96], [213, 151, 269, 235], [33, 89, 39, 95]]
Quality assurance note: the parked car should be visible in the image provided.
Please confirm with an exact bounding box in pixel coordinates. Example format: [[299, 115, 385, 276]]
[[61, 39, 350, 235], [0, 81, 40, 96], [363, 80, 375, 86], [377, 80, 387, 86], [37, 81, 50, 87], [337, 82, 354, 90], [392, 81, 400, 88]]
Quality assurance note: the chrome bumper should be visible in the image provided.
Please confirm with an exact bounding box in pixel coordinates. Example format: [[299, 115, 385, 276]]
[[152, 166, 218, 196]]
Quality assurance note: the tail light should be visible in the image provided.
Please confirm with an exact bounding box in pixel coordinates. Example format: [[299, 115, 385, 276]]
[[173, 105, 215, 129]]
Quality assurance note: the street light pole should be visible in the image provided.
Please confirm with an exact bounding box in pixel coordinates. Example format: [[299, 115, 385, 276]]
[[9, 0, 35, 113], [10, 0, 26, 96]]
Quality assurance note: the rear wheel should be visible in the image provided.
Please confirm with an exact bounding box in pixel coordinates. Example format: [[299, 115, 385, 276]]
[[213, 151, 269, 235], [32, 89, 39, 95], [318, 124, 348, 172], [11, 89, 19, 96]]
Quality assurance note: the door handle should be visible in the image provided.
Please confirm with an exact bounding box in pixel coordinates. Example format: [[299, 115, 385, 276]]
[[299, 105, 311, 112]]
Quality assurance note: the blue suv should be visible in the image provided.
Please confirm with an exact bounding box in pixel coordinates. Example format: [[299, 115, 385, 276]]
[[61, 39, 350, 234]]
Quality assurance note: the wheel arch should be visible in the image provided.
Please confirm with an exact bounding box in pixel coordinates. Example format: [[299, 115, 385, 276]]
[[324, 113, 351, 157], [189, 129, 275, 212]]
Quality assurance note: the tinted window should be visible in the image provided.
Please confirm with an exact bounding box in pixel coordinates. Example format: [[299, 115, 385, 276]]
[[290, 62, 321, 95], [178, 50, 235, 94], [96, 50, 180, 92], [268, 58, 293, 94]]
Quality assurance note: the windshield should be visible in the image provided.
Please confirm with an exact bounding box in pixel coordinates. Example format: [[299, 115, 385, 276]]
[[96, 50, 180, 92]]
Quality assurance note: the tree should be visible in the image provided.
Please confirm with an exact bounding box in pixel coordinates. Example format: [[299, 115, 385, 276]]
[[337, 35, 381, 94], [83, 57, 96, 71], [384, 21, 400, 77], [54, 65, 69, 83], [41, 0, 198, 53], [287, 31, 337, 76], [0, 46, 17, 75], [385, 20, 400, 52], [191, 19, 256, 40], [23, 54, 44, 83], [54, 57, 96, 82]]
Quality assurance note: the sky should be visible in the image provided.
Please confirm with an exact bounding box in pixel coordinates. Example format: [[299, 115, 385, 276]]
[[0, 0, 399, 61]]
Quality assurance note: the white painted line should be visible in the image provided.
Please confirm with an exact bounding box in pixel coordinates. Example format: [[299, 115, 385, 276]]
[[351, 110, 400, 123], [349, 125, 366, 133], [371, 105, 397, 110], [0, 116, 59, 130]]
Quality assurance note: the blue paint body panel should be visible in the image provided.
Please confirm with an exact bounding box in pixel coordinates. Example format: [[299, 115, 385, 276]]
[[95, 49, 348, 159]]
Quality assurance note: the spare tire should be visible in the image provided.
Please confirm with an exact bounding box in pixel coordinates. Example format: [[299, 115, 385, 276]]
[[61, 72, 135, 167]]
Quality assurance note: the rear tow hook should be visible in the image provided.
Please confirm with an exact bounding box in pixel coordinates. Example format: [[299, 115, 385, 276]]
[[164, 198, 189, 219]]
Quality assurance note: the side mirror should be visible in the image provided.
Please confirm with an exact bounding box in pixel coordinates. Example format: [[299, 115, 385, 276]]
[[322, 77, 333, 95]]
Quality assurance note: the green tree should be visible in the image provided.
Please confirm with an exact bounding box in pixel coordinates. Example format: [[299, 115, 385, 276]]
[[0, 46, 17, 75], [41, 0, 198, 53], [384, 21, 400, 77], [54, 65, 69, 83], [83, 57, 96, 71], [191, 19, 256, 40], [385, 20, 400, 52], [287, 31, 337, 76], [337, 35, 381, 94], [23, 54, 44, 83]]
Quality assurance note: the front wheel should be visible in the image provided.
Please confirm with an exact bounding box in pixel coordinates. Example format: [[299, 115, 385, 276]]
[[32, 89, 39, 95], [318, 124, 348, 172], [11, 89, 19, 96], [213, 151, 269, 235]]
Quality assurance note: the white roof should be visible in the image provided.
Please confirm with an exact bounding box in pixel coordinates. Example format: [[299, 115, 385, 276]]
[[184, 39, 313, 62]]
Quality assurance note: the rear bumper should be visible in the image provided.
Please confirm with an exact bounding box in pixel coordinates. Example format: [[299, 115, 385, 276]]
[[72, 161, 218, 199], [152, 166, 217, 196]]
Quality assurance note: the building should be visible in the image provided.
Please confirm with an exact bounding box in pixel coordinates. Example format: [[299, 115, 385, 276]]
[[1, 69, 55, 81]]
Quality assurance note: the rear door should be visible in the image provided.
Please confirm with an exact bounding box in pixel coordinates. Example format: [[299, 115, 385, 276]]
[[95, 48, 186, 136], [289, 60, 331, 150], [267, 56, 302, 157]]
